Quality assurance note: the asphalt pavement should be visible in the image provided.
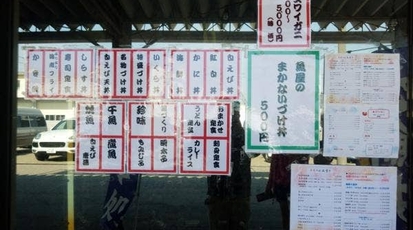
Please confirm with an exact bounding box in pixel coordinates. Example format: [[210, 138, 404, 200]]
[[15, 150, 283, 230]]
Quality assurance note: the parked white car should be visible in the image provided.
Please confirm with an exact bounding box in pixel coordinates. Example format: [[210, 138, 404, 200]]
[[32, 118, 76, 161]]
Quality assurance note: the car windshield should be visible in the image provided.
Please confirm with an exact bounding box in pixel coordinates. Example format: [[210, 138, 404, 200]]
[[51, 119, 75, 130]]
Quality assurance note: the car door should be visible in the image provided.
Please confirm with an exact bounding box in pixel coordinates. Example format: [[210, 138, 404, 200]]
[[16, 115, 33, 148]]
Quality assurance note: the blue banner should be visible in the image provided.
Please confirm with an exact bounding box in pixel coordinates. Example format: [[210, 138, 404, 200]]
[[100, 174, 140, 230]]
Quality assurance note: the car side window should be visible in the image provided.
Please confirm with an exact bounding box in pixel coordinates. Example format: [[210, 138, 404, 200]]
[[67, 120, 75, 129], [16, 116, 22, 128], [19, 115, 30, 128], [30, 115, 46, 127], [54, 121, 67, 130], [52, 120, 75, 130]]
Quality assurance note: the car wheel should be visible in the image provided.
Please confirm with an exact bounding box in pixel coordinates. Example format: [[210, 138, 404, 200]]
[[263, 154, 272, 163], [35, 153, 49, 161]]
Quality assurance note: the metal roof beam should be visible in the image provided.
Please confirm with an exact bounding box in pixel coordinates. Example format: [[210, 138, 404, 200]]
[[389, 0, 408, 17], [138, 0, 154, 18], [57, 0, 84, 20], [312, 0, 328, 18], [369, 0, 390, 16], [158, 0, 173, 18], [18, 31, 395, 44], [20, 0, 50, 21], [351, 0, 370, 17], [333, 0, 349, 17], [78, 0, 121, 36], [39, 0, 67, 18], [119, 0, 139, 19], [177, 0, 192, 19]]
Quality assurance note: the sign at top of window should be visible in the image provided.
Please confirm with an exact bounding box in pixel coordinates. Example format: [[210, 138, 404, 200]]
[[257, 0, 311, 48]]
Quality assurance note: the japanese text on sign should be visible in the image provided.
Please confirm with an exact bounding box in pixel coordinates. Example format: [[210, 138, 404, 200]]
[[181, 103, 231, 175], [291, 164, 397, 230], [97, 49, 166, 99], [171, 49, 240, 100], [128, 102, 177, 174], [26, 49, 94, 98], [323, 54, 400, 158], [258, 0, 311, 48], [246, 50, 319, 153], [76, 102, 126, 173]]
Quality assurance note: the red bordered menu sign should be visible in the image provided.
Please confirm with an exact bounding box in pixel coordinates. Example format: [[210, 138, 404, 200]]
[[97, 49, 166, 99], [128, 102, 178, 174], [180, 102, 231, 175], [170, 49, 240, 100], [257, 0, 311, 48], [26, 49, 94, 98], [76, 101, 126, 173]]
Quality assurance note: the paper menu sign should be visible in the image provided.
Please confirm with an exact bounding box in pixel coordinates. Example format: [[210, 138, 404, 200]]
[[128, 101, 178, 174], [180, 102, 231, 175], [26, 49, 94, 99], [170, 49, 240, 100], [257, 0, 311, 48], [245, 50, 320, 153], [290, 164, 397, 230], [76, 101, 126, 173], [323, 53, 400, 158], [96, 49, 167, 99]]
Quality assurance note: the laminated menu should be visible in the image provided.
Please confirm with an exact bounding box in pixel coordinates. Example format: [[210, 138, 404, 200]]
[[290, 164, 397, 230]]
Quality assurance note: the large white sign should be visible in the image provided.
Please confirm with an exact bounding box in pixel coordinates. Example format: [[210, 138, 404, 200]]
[[245, 50, 320, 153], [324, 53, 400, 158], [291, 164, 397, 230]]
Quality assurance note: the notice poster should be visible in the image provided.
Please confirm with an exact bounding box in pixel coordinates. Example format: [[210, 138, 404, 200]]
[[257, 0, 311, 48], [76, 102, 126, 173], [324, 54, 400, 158], [180, 102, 231, 175], [97, 49, 166, 99], [26, 49, 94, 98], [245, 50, 320, 153], [128, 102, 178, 174], [170, 49, 240, 100], [291, 164, 397, 230]]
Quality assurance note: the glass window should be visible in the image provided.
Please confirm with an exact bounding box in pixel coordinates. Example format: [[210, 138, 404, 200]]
[[19, 115, 30, 128], [51, 119, 75, 130], [10, 1, 411, 230], [29, 115, 46, 127], [56, 115, 65, 120]]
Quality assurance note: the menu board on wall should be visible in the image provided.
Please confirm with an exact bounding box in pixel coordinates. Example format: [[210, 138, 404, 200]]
[[245, 50, 320, 154], [290, 164, 397, 230], [75, 101, 232, 175], [27, 48, 237, 175], [323, 53, 400, 158]]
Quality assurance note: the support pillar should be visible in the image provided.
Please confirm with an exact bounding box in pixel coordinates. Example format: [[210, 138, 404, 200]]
[[0, 0, 18, 229]]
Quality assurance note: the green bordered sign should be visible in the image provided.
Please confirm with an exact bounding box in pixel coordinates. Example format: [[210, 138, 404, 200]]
[[245, 50, 320, 153]]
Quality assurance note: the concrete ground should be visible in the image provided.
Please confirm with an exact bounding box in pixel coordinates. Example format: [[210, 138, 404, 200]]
[[122, 155, 282, 230]]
